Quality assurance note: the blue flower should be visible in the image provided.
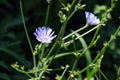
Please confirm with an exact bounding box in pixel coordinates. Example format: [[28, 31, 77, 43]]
[[85, 11, 100, 25], [34, 27, 57, 43]]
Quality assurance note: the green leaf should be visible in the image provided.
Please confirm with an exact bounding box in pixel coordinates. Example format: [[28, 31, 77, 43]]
[[0, 17, 28, 33], [0, 61, 9, 70], [0, 47, 31, 67], [0, 73, 11, 80]]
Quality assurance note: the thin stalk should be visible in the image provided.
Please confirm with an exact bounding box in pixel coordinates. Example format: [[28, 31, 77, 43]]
[[20, 0, 33, 54], [54, 52, 73, 59], [66, 31, 100, 79], [64, 24, 100, 44], [77, 63, 92, 75], [89, 0, 116, 46], [67, 59, 78, 80], [63, 23, 88, 40], [46, 22, 66, 58], [40, 43, 45, 59], [89, 25, 101, 46], [65, 2, 114, 46], [59, 0, 66, 7], [67, 0, 77, 16], [45, 2, 51, 26], [20, 0, 37, 77], [71, 0, 77, 8], [77, 2, 118, 74], [91, 0, 117, 63], [13, 68, 33, 78], [72, 58, 79, 71], [75, 24, 101, 40], [60, 65, 69, 80], [48, 50, 81, 60], [87, 25, 120, 79], [71, 38, 79, 72], [38, 71, 44, 79], [89, 19, 103, 47], [99, 69, 108, 80], [67, 36, 92, 80], [93, 25, 120, 63], [77, 25, 120, 75], [46, 0, 79, 58], [67, 9, 77, 21], [47, 67, 64, 71], [40, 48, 45, 59], [75, 32, 92, 76], [78, 0, 82, 3], [67, 0, 83, 21], [75, 33, 92, 63]]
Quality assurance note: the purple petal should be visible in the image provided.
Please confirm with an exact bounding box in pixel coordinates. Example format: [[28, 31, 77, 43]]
[[85, 11, 100, 25], [34, 26, 57, 43]]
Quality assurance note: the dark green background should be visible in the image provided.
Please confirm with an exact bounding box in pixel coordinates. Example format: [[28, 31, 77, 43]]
[[0, 0, 120, 80]]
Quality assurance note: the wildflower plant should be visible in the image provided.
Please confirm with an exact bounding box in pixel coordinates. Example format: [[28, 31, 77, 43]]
[[11, 0, 120, 80], [85, 11, 100, 25], [34, 27, 57, 44]]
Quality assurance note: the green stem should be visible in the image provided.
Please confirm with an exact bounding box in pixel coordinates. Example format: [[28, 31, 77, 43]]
[[46, 22, 65, 58], [63, 23, 88, 40], [72, 58, 78, 71], [20, 0, 37, 77], [67, 59, 78, 80], [45, 2, 51, 26], [67, 9, 77, 21], [46, 0, 80, 58], [48, 50, 81, 61], [75, 32, 92, 76], [40, 43, 45, 59], [99, 69, 108, 80], [75, 33, 92, 63], [70, 1, 118, 76], [60, 65, 69, 80], [89, 25, 101, 46], [78, 0, 82, 3], [53, 51, 76, 59], [91, 0, 119, 60], [87, 25, 120, 79], [67, 0, 83, 21], [67, 0, 77, 16], [64, 24, 100, 45], [65, 2, 115, 62], [66, 24, 101, 79], [77, 25, 120, 75], [89, 0, 116, 46], [75, 24, 101, 40], [38, 71, 44, 80], [79, 0, 117, 68], [71, 38, 79, 70], [77, 64, 92, 75], [14, 68, 33, 78], [20, 0, 33, 54], [67, 37, 81, 80], [93, 25, 120, 63], [66, 32, 100, 79]]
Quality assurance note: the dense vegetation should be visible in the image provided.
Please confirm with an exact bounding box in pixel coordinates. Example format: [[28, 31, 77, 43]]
[[0, 0, 120, 80]]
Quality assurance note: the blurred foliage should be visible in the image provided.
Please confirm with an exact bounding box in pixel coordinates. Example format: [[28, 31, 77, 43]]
[[0, 0, 120, 80]]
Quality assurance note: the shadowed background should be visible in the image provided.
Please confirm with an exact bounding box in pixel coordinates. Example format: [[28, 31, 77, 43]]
[[0, 0, 120, 80]]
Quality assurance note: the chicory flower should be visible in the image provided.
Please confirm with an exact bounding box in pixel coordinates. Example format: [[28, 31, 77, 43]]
[[85, 11, 100, 25], [34, 27, 57, 43]]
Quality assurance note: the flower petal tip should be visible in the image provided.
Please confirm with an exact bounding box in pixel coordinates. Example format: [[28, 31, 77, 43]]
[[85, 11, 100, 25], [34, 26, 57, 43]]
